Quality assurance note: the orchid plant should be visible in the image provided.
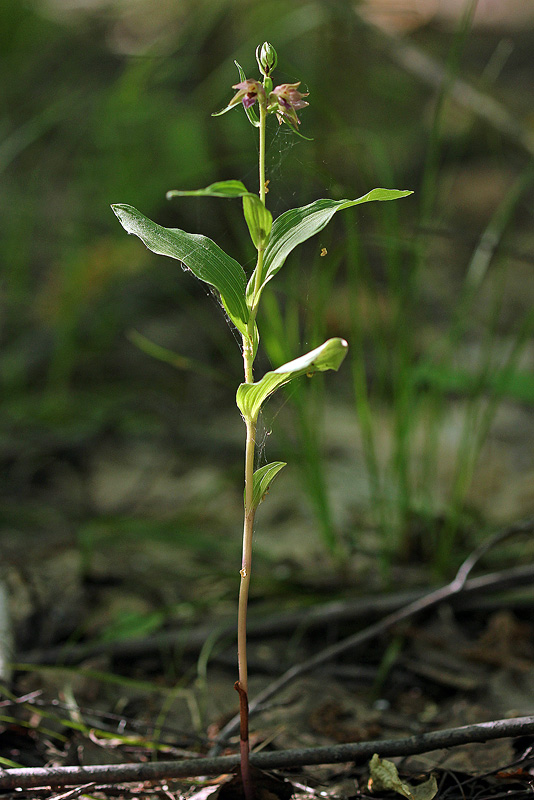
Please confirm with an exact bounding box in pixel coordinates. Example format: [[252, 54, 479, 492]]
[[112, 43, 412, 799]]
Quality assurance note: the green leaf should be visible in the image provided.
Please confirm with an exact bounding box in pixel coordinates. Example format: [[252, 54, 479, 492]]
[[237, 338, 348, 421], [281, 117, 314, 141], [242, 194, 272, 249], [248, 462, 287, 510], [212, 101, 240, 118], [247, 189, 413, 307], [111, 204, 250, 338], [166, 181, 272, 250], [166, 180, 250, 199]]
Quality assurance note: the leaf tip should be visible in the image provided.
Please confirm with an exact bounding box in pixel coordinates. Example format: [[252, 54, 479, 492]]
[[111, 203, 125, 221], [111, 204, 137, 232], [111, 203, 130, 214]]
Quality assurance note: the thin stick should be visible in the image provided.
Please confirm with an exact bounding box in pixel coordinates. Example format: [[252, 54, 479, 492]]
[[19, 559, 534, 666], [354, 8, 534, 159], [0, 716, 532, 792]]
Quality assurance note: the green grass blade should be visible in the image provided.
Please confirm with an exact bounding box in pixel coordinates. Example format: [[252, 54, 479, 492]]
[[128, 329, 231, 384]]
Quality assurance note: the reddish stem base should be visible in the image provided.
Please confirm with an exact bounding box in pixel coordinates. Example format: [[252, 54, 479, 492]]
[[235, 680, 254, 800]]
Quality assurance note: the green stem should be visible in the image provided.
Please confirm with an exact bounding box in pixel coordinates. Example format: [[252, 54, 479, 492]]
[[236, 93, 268, 800], [259, 100, 267, 205]]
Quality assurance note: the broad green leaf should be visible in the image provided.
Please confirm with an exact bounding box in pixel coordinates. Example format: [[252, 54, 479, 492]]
[[237, 338, 348, 421], [247, 462, 287, 510], [166, 181, 272, 250], [111, 204, 250, 338], [247, 189, 413, 307]]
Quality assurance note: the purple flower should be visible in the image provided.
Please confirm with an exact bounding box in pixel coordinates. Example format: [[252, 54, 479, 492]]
[[229, 79, 266, 110], [270, 82, 309, 126]]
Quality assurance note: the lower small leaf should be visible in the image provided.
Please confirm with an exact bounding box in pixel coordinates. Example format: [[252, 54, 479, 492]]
[[248, 462, 287, 510]]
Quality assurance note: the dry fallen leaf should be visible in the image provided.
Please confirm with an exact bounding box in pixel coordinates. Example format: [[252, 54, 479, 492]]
[[368, 753, 438, 800]]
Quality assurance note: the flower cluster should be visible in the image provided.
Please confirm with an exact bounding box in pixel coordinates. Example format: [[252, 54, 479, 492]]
[[229, 78, 309, 127], [216, 42, 309, 131]]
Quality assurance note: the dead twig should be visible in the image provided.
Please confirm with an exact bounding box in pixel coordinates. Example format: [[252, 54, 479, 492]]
[[49, 784, 96, 799], [353, 7, 534, 159], [20, 562, 534, 667], [0, 715, 532, 792]]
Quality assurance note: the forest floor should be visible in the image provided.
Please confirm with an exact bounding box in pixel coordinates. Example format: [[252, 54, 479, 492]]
[[1, 409, 534, 800]]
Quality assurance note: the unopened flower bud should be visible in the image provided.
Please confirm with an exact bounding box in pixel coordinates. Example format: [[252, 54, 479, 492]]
[[256, 42, 277, 77]]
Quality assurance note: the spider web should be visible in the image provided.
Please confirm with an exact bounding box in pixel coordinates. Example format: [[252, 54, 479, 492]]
[[192, 118, 332, 469]]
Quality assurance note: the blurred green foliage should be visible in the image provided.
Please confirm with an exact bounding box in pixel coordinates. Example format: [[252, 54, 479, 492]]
[[2, 0, 534, 575]]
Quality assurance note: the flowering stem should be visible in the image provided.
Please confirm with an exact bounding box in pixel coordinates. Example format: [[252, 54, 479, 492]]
[[235, 92, 268, 800], [259, 100, 267, 205], [237, 386, 256, 800]]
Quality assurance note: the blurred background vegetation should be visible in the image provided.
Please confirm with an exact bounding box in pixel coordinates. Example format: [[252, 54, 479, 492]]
[[2, 0, 534, 640]]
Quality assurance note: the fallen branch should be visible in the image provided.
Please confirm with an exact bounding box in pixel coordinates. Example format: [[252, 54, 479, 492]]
[[20, 562, 534, 666], [0, 715, 532, 792]]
